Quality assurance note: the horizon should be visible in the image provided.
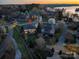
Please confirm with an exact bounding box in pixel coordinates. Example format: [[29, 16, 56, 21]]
[[0, 0, 79, 4], [0, 3, 79, 5]]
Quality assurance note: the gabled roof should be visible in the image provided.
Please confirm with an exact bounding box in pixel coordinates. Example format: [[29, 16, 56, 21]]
[[23, 23, 36, 29]]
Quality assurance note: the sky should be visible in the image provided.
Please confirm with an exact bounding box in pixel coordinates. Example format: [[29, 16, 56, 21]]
[[0, 0, 79, 4]]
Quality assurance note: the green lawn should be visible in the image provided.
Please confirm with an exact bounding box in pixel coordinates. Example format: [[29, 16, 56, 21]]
[[55, 29, 63, 43], [55, 32, 61, 39]]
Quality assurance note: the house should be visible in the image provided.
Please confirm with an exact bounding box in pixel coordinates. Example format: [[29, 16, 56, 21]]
[[15, 13, 27, 22], [41, 23, 55, 37], [22, 23, 38, 34], [48, 18, 56, 25]]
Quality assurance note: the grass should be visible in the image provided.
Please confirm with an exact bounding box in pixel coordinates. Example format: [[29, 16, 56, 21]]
[[13, 26, 31, 59], [0, 19, 6, 25], [55, 29, 63, 43], [55, 32, 61, 39]]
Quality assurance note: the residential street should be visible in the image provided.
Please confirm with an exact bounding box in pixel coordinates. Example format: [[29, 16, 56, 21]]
[[47, 22, 79, 59], [7, 27, 22, 59]]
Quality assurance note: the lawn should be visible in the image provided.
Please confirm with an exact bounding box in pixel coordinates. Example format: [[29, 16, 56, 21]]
[[54, 29, 63, 43]]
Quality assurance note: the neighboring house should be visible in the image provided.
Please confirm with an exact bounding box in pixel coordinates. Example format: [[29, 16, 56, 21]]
[[41, 23, 55, 37], [13, 13, 29, 23], [45, 7, 57, 17], [23, 23, 37, 34], [48, 18, 56, 25]]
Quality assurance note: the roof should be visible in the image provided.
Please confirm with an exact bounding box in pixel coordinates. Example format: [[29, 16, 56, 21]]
[[16, 14, 26, 19], [23, 24, 36, 29], [42, 23, 53, 33]]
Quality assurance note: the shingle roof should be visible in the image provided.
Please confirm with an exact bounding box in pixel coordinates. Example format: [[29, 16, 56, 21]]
[[23, 24, 36, 29]]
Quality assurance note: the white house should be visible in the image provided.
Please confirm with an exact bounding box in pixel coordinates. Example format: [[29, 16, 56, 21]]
[[48, 18, 56, 25]]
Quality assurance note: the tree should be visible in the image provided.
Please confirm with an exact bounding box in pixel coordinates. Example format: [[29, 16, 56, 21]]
[[27, 34, 36, 48], [25, 4, 40, 12]]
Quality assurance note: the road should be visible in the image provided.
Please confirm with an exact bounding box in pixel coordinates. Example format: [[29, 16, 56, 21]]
[[0, 40, 7, 58], [8, 25, 37, 59], [47, 22, 79, 59], [47, 22, 66, 59], [7, 26, 22, 59], [0, 26, 22, 59], [47, 31, 65, 59]]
